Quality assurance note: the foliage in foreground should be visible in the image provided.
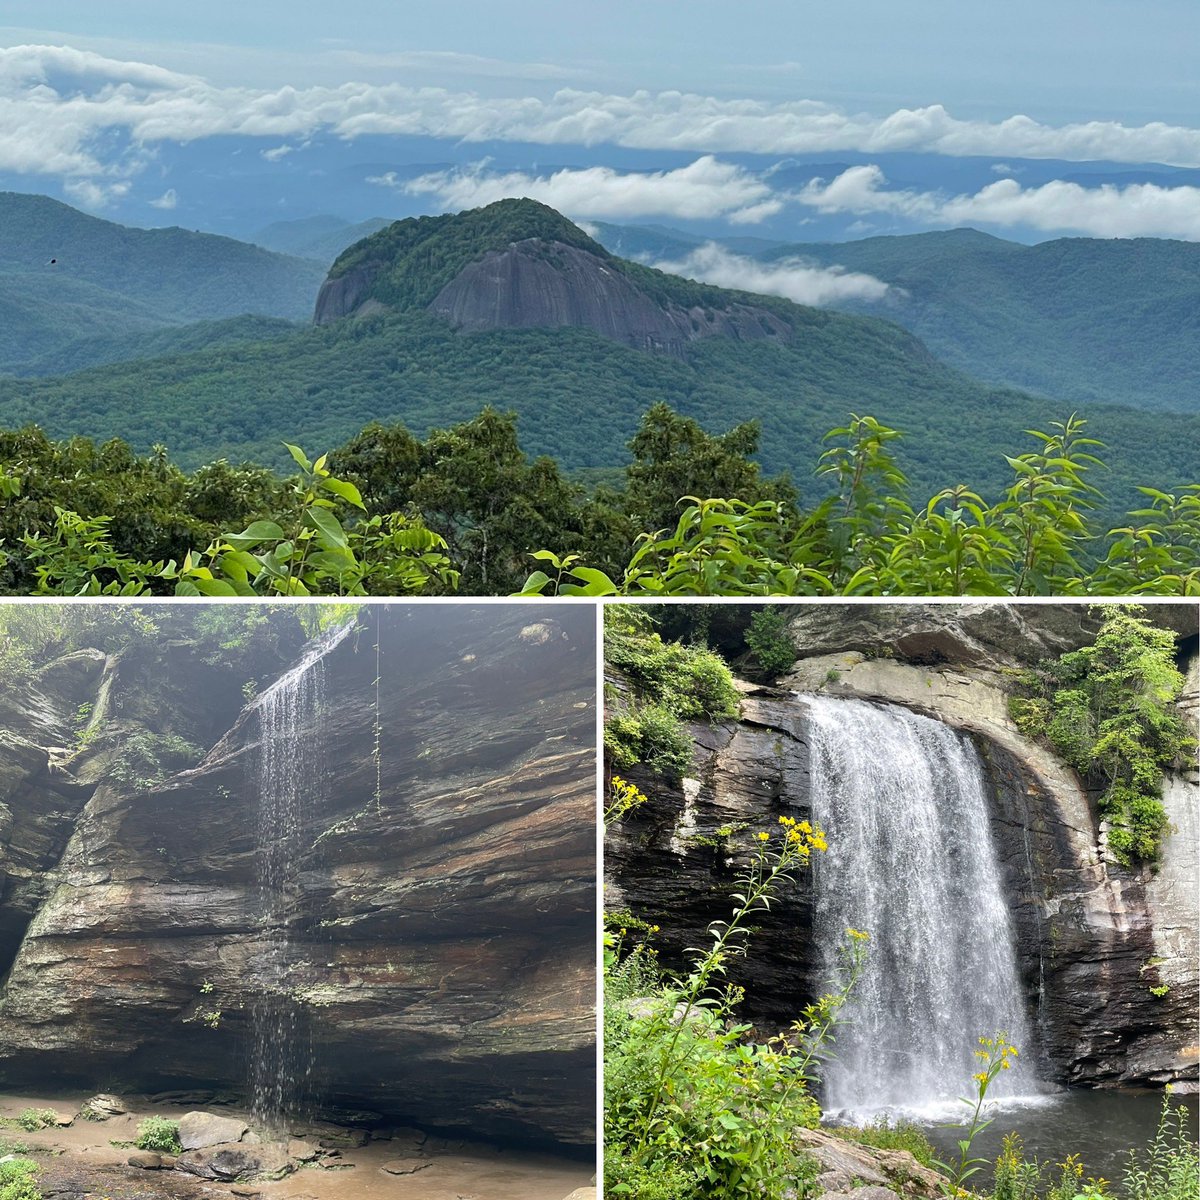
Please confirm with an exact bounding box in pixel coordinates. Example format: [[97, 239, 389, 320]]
[[1009, 608, 1193, 865], [604, 816, 864, 1200], [2, 405, 1197, 597], [523, 415, 1200, 597], [0, 1159, 41, 1200], [991, 1097, 1198, 1200]]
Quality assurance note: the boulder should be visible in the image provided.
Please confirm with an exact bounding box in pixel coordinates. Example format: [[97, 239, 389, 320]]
[[177, 1111, 249, 1150], [80, 1094, 125, 1119], [175, 1141, 292, 1181], [127, 1151, 162, 1169], [381, 1159, 432, 1175]]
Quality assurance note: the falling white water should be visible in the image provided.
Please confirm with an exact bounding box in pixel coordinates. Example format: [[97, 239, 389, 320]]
[[248, 622, 353, 1133], [804, 695, 1041, 1120]]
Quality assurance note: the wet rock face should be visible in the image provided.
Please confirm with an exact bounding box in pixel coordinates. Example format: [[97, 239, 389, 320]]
[[0, 606, 596, 1147], [607, 605, 1199, 1090]]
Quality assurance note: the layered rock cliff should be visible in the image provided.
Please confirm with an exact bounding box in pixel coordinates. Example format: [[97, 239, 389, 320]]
[[0, 606, 595, 1147], [606, 603, 1199, 1091]]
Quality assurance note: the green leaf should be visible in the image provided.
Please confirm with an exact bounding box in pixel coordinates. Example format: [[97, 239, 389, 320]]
[[320, 477, 366, 510], [283, 443, 312, 472], [223, 520, 285, 551], [303, 506, 350, 553]]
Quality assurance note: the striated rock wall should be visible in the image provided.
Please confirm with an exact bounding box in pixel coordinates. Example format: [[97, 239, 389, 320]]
[[606, 602, 1199, 1090], [0, 607, 596, 1147], [429, 240, 792, 356]]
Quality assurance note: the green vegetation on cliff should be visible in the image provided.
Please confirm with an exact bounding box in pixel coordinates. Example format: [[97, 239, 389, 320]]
[[1009, 608, 1194, 866], [604, 605, 739, 778]]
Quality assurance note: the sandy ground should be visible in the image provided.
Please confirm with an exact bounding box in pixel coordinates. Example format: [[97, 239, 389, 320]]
[[0, 1094, 595, 1200]]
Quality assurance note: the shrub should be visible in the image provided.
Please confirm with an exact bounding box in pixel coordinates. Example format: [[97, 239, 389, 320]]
[[603, 703, 693, 781], [0, 1160, 41, 1200], [1123, 1097, 1200, 1200], [604, 820, 864, 1200], [1008, 607, 1192, 865], [13, 1111, 55, 1133], [135, 1116, 182, 1155], [744, 607, 798, 677], [603, 605, 738, 781]]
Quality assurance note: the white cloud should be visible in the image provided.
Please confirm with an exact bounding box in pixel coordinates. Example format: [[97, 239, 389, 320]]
[[651, 242, 890, 307], [0, 43, 1198, 197], [261, 143, 294, 161], [63, 177, 131, 208], [798, 165, 1200, 239], [148, 187, 177, 209], [397, 157, 782, 223], [941, 178, 1200, 239]]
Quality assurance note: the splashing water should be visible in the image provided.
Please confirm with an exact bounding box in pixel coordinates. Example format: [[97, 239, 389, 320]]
[[804, 695, 1042, 1121], [248, 622, 353, 1133]]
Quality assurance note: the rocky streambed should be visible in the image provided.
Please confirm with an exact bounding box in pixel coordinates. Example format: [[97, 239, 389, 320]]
[[0, 1093, 595, 1200]]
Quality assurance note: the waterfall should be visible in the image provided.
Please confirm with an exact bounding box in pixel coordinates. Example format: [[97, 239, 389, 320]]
[[804, 695, 1040, 1119], [248, 621, 353, 1133]]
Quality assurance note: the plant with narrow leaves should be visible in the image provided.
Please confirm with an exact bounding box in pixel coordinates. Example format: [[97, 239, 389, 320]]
[[931, 1033, 1021, 1194]]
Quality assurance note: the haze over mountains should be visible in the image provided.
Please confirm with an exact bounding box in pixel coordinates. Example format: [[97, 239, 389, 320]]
[[0, 193, 1195, 527], [0, 193, 323, 374]]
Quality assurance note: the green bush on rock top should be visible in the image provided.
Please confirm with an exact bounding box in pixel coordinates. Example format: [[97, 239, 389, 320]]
[[603, 606, 740, 780], [1009, 607, 1193, 866]]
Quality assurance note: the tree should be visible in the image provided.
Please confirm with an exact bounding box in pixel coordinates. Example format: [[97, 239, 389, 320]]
[[623, 403, 798, 534]]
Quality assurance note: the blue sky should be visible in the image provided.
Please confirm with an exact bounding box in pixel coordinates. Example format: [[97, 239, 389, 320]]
[[3, 0, 1197, 121], [1, 2, 1198, 248]]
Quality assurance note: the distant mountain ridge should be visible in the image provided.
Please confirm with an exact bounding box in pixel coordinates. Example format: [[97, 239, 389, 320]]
[[592, 222, 1200, 413], [0, 192, 325, 376]]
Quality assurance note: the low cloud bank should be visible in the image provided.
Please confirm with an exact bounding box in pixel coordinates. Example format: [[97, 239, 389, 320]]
[[650, 242, 890, 306]]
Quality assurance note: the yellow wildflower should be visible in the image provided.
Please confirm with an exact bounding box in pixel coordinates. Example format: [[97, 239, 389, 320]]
[[758, 831, 770, 842]]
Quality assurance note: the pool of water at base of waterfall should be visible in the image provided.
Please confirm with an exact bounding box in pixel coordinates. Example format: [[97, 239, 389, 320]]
[[832, 1088, 1199, 1186]]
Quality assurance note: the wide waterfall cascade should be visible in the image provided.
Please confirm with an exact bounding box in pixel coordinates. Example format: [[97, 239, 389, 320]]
[[248, 622, 354, 1132], [804, 695, 1042, 1120]]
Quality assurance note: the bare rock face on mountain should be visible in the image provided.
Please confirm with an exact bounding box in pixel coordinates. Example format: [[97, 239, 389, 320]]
[[427, 239, 791, 355], [0, 608, 595, 1148], [311, 199, 793, 355], [607, 604, 1199, 1092]]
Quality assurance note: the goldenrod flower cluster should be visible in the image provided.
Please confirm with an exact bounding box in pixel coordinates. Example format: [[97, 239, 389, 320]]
[[974, 1034, 1020, 1075], [773, 814, 829, 855], [606, 775, 649, 824]]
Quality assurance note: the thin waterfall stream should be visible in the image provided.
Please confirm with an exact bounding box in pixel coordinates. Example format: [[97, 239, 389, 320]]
[[803, 695, 1042, 1120], [248, 621, 354, 1133]]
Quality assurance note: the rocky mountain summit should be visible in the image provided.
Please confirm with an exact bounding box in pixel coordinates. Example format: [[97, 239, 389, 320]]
[[313, 197, 795, 354]]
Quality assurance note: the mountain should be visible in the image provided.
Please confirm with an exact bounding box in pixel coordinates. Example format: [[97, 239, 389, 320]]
[[0, 199, 1194, 525], [314, 199, 799, 352], [251, 214, 394, 263], [0, 192, 327, 375], [592, 223, 1200, 413]]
